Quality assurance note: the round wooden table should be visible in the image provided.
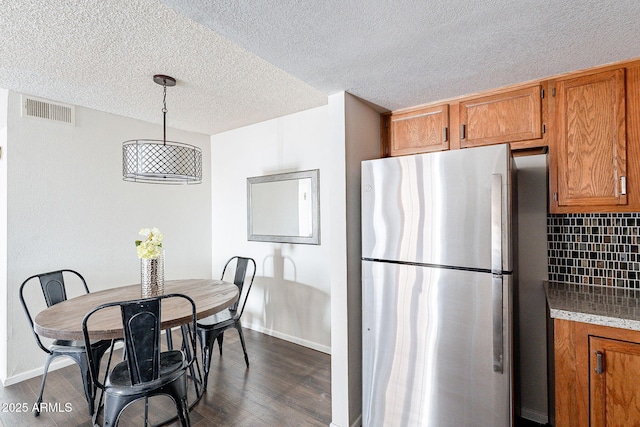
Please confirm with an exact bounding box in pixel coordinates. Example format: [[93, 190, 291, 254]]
[[34, 279, 239, 340]]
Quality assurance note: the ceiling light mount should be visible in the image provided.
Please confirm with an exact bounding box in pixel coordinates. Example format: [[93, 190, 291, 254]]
[[152, 74, 176, 87], [122, 74, 202, 185]]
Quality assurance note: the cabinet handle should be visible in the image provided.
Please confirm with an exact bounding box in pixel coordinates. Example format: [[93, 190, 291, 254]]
[[460, 124, 466, 140], [443, 127, 448, 142], [595, 351, 604, 374], [621, 176, 627, 195]]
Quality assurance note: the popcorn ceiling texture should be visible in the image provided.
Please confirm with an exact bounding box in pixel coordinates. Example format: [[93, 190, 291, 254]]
[[161, 0, 640, 111], [0, 0, 326, 135], [548, 213, 640, 289], [3, 1, 640, 135]]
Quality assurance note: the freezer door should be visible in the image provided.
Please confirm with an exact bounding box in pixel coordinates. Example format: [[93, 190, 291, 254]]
[[361, 143, 513, 271], [362, 260, 512, 427]]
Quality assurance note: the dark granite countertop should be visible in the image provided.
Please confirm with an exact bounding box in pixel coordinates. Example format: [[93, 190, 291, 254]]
[[544, 281, 640, 331]]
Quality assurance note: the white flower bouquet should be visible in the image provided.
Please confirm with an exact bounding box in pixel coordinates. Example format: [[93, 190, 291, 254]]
[[135, 227, 164, 260]]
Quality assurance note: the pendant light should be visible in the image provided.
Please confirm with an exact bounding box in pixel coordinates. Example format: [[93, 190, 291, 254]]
[[122, 75, 202, 184]]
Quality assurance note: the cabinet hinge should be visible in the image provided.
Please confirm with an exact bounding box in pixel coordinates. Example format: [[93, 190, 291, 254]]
[[552, 87, 556, 97], [553, 192, 558, 202], [621, 176, 627, 195], [460, 124, 466, 140], [541, 89, 545, 99], [542, 124, 546, 134]]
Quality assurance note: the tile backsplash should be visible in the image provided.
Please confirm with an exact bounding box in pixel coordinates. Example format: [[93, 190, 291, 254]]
[[548, 213, 640, 289]]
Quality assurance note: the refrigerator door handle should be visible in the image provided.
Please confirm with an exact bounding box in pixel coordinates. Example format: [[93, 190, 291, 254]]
[[492, 274, 504, 373], [491, 174, 504, 373], [491, 174, 502, 273]]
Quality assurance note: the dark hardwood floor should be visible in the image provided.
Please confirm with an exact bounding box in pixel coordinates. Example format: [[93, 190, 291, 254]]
[[0, 329, 331, 426], [515, 417, 549, 427]]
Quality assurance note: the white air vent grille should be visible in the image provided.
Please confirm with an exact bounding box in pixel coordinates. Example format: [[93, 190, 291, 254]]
[[22, 95, 75, 125]]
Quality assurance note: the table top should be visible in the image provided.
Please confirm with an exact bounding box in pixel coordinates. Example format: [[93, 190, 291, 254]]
[[34, 279, 239, 340]]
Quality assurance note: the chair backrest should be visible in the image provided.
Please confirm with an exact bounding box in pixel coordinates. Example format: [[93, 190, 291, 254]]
[[221, 256, 256, 316], [19, 269, 90, 353], [82, 293, 197, 389], [122, 298, 162, 384]]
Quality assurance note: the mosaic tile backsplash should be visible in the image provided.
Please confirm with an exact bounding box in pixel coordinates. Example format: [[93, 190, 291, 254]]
[[548, 213, 640, 289]]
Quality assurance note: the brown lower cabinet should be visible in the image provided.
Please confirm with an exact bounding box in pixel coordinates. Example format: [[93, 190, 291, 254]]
[[554, 319, 640, 426]]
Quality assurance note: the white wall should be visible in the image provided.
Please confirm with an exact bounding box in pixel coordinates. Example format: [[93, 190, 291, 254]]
[[514, 154, 549, 423], [0, 89, 8, 382], [2, 91, 212, 385], [210, 105, 333, 352], [211, 94, 380, 427], [333, 93, 381, 427]]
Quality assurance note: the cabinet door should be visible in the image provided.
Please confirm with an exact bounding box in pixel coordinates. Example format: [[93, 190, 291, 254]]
[[459, 85, 542, 147], [590, 336, 640, 426], [555, 69, 627, 208], [389, 104, 449, 156]]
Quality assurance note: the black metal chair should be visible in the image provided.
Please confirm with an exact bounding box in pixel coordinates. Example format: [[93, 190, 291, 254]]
[[19, 269, 112, 416], [82, 293, 197, 427], [196, 256, 256, 389]]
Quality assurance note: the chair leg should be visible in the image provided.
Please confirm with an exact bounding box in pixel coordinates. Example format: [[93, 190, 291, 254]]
[[102, 393, 135, 427], [216, 331, 224, 355], [234, 322, 249, 367], [166, 328, 174, 349], [197, 328, 216, 391], [34, 354, 56, 416], [82, 341, 112, 415], [176, 396, 191, 427], [73, 352, 95, 415], [166, 370, 190, 427]]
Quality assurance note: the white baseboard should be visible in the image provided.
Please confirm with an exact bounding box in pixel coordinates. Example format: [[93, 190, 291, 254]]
[[520, 407, 549, 424], [3, 357, 76, 387], [244, 323, 331, 354], [2, 341, 124, 387], [329, 414, 362, 427]]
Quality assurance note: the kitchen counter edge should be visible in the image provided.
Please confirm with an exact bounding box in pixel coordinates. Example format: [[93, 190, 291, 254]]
[[544, 281, 640, 331]]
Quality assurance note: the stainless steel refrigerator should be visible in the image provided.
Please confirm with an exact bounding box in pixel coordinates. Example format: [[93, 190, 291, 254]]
[[362, 143, 515, 427]]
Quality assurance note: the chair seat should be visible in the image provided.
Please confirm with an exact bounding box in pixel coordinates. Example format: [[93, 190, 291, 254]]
[[106, 350, 186, 393], [197, 308, 237, 330], [50, 339, 108, 352]]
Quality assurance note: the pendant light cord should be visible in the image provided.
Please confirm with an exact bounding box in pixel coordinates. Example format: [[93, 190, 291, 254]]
[[162, 80, 167, 146]]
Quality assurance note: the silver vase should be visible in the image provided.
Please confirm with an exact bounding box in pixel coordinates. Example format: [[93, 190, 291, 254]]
[[141, 250, 164, 297]]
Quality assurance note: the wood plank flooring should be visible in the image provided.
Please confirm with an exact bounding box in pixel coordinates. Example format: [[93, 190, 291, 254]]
[[0, 329, 331, 426]]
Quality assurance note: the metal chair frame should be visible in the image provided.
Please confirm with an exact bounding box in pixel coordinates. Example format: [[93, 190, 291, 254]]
[[19, 269, 111, 416], [196, 256, 256, 390], [83, 293, 198, 427]]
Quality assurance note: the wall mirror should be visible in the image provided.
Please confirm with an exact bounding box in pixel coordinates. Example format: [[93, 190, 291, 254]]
[[247, 169, 320, 244]]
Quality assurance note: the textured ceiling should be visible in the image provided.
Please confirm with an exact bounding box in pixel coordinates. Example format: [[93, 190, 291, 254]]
[[0, 0, 326, 135], [161, 0, 640, 111], [2, 1, 640, 136]]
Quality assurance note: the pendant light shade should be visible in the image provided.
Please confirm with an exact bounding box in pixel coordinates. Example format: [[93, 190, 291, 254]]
[[122, 75, 202, 184]]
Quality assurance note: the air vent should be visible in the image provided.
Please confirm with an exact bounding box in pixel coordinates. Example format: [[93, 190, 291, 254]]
[[21, 95, 75, 125]]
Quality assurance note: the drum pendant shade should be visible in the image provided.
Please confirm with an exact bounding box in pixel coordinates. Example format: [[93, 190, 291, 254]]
[[122, 75, 202, 185]]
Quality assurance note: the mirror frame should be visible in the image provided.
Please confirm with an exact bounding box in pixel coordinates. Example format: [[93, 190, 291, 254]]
[[247, 169, 320, 245]]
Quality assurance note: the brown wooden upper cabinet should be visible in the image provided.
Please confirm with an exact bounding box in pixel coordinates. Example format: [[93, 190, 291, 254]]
[[552, 68, 627, 211], [459, 85, 543, 148], [388, 104, 449, 156]]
